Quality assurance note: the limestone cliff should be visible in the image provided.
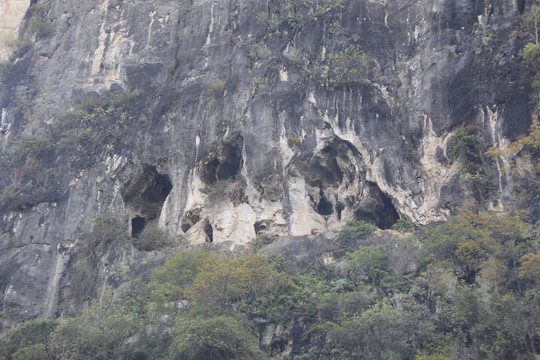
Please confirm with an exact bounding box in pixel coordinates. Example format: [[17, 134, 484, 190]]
[[0, 0, 534, 320]]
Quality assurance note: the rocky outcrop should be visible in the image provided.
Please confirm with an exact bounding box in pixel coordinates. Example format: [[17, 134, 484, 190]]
[[0, 0, 534, 320], [0, 0, 30, 60]]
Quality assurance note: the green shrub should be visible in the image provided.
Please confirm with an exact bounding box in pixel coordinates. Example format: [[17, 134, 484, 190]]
[[392, 219, 415, 233], [0, 187, 17, 207], [170, 315, 267, 360], [4, 87, 138, 197], [255, 11, 281, 35], [4, 319, 58, 359], [327, 44, 370, 84], [524, 43, 540, 73], [28, 4, 52, 37], [448, 126, 491, 200], [51, 287, 139, 360], [133, 225, 179, 251], [14, 82, 39, 121], [314, 0, 345, 17], [346, 246, 388, 286], [248, 40, 267, 61], [337, 220, 377, 252], [54, 90, 139, 154], [249, 234, 276, 251], [169, 59, 178, 73], [72, 212, 129, 298], [208, 79, 225, 100], [1, 32, 25, 59], [10, 136, 55, 186], [448, 126, 491, 201], [481, 33, 496, 49], [287, 136, 302, 149], [12, 343, 48, 360]]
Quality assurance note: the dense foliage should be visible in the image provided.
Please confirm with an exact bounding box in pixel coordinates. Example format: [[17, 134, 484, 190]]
[[3, 2, 540, 357], [1, 205, 540, 360]]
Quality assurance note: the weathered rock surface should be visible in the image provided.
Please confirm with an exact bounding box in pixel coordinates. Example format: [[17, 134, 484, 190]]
[[0, 0, 534, 319], [0, 0, 30, 60]]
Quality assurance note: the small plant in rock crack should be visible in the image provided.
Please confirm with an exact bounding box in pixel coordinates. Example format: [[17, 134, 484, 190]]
[[28, 4, 52, 38], [208, 79, 225, 100], [287, 136, 302, 149], [327, 44, 370, 85], [132, 225, 185, 251]]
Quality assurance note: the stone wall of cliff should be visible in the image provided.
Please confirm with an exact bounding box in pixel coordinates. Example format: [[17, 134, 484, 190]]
[[0, 0, 534, 320]]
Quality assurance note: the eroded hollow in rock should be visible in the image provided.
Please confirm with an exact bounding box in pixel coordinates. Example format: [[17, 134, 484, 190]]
[[299, 144, 345, 188], [316, 194, 333, 216], [254, 219, 271, 235], [336, 202, 345, 221], [201, 135, 243, 185], [131, 216, 146, 237], [354, 182, 399, 229], [122, 164, 172, 220], [181, 207, 201, 233], [203, 219, 213, 243]]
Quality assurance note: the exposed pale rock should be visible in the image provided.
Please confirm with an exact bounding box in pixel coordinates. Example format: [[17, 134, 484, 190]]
[[0, 0, 29, 60], [0, 0, 533, 320]]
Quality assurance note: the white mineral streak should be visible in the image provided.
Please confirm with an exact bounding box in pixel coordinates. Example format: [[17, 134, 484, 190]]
[[213, 202, 256, 245], [288, 176, 325, 236], [205, 0, 216, 46], [483, 106, 509, 211], [89, 0, 131, 87], [44, 244, 73, 318], [279, 68, 288, 82], [90, 0, 111, 77], [417, 116, 457, 222]]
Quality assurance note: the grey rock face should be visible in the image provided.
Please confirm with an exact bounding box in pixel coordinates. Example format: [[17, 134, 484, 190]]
[[0, 0, 533, 319]]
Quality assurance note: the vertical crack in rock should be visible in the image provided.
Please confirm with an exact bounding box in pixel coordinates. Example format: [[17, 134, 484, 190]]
[[203, 219, 213, 242]]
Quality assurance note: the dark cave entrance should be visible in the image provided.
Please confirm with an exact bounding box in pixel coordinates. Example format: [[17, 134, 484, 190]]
[[200, 134, 243, 186], [121, 164, 173, 220], [180, 207, 201, 233], [316, 195, 333, 216], [254, 220, 270, 235], [151, 173, 173, 204], [203, 220, 213, 242], [355, 182, 400, 229], [131, 216, 146, 237], [336, 202, 344, 221]]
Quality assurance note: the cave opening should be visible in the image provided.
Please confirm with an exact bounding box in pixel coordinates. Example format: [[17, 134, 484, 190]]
[[122, 164, 173, 220], [336, 202, 344, 221], [203, 158, 220, 185], [150, 173, 173, 203], [203, 220, 213, 242], [317, 195, 333, 216], [216, 143, 243, 180], [200, 135, 244, 186], [180, 207, 201, 233], [377, 191, 400, 229], [354, 182, 400, 229], [308, 146, 344, 186], [131, 216, 146, 237], [254, 221, 267, 235]]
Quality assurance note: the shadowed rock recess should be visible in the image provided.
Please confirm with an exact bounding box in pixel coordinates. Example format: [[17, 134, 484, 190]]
[[0, 0, 534, 318]]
